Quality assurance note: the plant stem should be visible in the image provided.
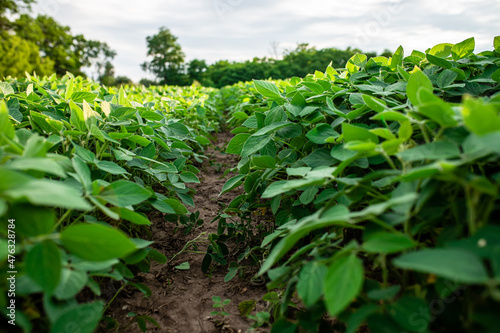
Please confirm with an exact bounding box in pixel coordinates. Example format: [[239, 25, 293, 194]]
[[103, 282, 128, 314], [52, 209, 73, 232]]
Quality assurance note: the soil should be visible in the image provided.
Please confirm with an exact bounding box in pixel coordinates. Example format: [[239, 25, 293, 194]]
[[99, 132, 271, 333]]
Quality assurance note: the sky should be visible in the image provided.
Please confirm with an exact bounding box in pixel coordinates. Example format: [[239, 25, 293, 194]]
[[33, 0, 500, 82]]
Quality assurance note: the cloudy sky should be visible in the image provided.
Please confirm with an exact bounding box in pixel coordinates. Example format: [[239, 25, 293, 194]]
[[33, 0, 500, 82]]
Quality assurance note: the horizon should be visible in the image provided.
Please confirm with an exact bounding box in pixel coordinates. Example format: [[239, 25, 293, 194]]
[[31, 0, 500, 82]]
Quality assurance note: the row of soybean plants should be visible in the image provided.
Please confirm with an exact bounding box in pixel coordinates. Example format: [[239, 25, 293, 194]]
[[215, 37, 500, 332], [0, 73, 223, 332]]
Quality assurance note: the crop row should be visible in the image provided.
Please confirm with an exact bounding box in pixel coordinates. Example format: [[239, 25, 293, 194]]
[[214, 37, 500, 332], [0, 74, 223, 332]]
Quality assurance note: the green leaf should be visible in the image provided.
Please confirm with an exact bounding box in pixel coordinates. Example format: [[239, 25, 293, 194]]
[[437, 69, 458, 88], [362, 94, 387, 113], [72, 156, 92, 193], [163, 199, 188, 214], [406, 67, 433, 106], [254, 80, 283, 99], [53, 268, 87, 300], [398, 141, 460, 162], [253, 121, 292, 136], [69, 100, 86, 132], [97, 180, 151, 207], [51, 301, 103, 333], [226, 133, 251, 154], [492, 69, 500, 83], [388, 296, 430, 332], [426, 53, 452, 69], [306, 124, 339, 144], [367, 285, 401, 301], [10, 203, 55, 237], [428, 43, 453, 58], [73, 144, 96, 163], [393, 248, 489, 284], [233, 111, 249, 120], [2, 171, 91, 210], [0, 82, 14, 95], [195, 135, 211, 145], [371, 111, 409, 122], [417, 89, 457, 127], [128, 135, 152, 147], [492, 246, 500, 279], [0, 101, 15, 140], [96, 160, 128, 175], [342, 123, 379, 143], [70, 92, 97, 103], [286, 167, 311, 177], [451, 37, 475, 61], [324, 254, 364, 317], [363, 232, 416, 254], [220, 175, 245, 195], [174, 262, 190, 270], [262, 177, 326, 199], [140, 110, 164, 121], [224, 265, 239, 282], [61, 224, 137, 261], [26, 240, 61, 293], [112, 207, 151, 225], [345, 304, 378, 333], [390, 46, 404, 70], [347, 54, 367, 73], [299, 186, 319, 205], [462, 96, 500, 135], [180, 172, 200, 183], [330, 145, 357, 161], [238, 300, 256, 317], [252, 156, 276, 169], [241, 135, 272, 157], [494, 36, 500, 52], [8, 157, 66, 178], [297, 262, 328, 307]]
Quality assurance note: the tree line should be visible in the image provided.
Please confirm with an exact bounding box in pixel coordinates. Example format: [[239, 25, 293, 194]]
[[1, 2, 391, 88], [141, 27, 392, 88], [0, 0, 122, 85]]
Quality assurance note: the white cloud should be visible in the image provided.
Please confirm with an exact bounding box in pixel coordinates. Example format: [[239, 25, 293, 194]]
[[29, 0, 500, 82]]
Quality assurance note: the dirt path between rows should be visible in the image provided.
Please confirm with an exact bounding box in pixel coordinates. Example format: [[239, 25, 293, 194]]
[[100, 132, 270, 333]]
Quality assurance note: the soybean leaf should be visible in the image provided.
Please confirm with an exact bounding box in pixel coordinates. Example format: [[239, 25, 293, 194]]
[[451, 37, 475, 61], [220, 175, 245, 195], [324, 254, 364, 317], [61, 224, 137, 261], [297, 262, 328, 308], [363, 232, 416, 254], [26, 240, 61, 293], [254, 80, 283, 100], [393, 248, 489, 284], [306, 124, 339, 144], [226, 133, 251, 154], [51, 301, 104, 333], [53, 268, 88, 300], [406, 67, 433, 106], [97, 180, 151, 207]]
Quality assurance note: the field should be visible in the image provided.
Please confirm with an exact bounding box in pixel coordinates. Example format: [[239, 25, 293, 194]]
[[1, 36, 500, 333]]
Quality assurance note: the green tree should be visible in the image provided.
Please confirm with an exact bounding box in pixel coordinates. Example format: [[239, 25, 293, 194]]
[[141, 27, 185, 85], [0, 31, 54, 78], [187, 59, 207, 84], [0, 0, 33, 28], [98, 61, 115, 86], [13, 15, 115, 77]]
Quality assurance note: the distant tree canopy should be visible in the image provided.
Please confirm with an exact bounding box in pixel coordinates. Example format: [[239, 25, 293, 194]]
[[141, 27, 186, 85], [0, 0, 116, 81], [141, 29, 393, 88]]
